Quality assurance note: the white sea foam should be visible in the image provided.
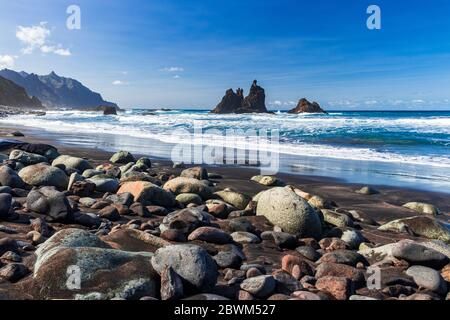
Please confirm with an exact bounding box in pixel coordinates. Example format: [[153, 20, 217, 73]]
[[2, 111, 450, 168]]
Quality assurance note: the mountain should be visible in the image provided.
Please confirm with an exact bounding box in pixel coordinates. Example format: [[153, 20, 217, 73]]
[[0, 69, 118, 109], [0, 75, 43, 108]]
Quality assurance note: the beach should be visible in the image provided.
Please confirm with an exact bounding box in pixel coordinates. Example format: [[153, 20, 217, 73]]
[[0, 123, 449, 300]]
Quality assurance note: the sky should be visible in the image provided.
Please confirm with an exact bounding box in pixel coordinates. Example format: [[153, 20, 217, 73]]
[[0, 0, 450, 110]]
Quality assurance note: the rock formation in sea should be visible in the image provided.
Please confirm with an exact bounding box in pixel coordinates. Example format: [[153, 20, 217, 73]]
[[0, 69, 118, 110], [95, 105, 118, 115], [0, 76, 43, 109], [288, 98, 327, 114], [211, 80, 268, 114]]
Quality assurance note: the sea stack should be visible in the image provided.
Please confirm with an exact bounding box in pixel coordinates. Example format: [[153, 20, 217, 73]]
[[211, 80, 268, 114], [288, 98, 327, 114]]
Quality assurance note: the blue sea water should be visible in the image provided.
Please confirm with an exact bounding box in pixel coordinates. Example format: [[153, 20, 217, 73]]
[[2, 109, 450, 193]]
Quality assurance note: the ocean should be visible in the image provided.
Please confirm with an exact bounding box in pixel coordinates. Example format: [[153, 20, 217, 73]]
[[2, 109, 450, 193]]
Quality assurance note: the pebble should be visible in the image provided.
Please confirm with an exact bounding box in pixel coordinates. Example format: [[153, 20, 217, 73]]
[[188, 226, 232, 244], [240, 275, 276, 298], [315, 276, 355, 300], [230, 231, 261, 244]]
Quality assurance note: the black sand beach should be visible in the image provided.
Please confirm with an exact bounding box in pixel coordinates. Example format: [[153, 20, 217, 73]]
[[0, 125, 449, 300]]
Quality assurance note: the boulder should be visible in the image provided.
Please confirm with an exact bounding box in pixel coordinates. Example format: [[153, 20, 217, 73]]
[[160, 266, 184, 300], [19, 164, 69, 189], [315, 263, 365, 287], [391, 240, 449, 269], [110, 151, 136, 164], [180, 167, 208, 180], [9, 150, 48, 165], [378, 216, 450, 243], [159, 207, 212, 235], [256, 187, 322, 238], [403, 202, 441, 215], [117, 181, 176, 207], [187, 227, 232, 244], [318, 250, 367, 267], [231, 231, 261, 244], [163, 177, 212, 200], [315, 276, 354, 300], [26, 187, 72, 221], [322, 210, 353, 228], [0, 166, 25, 188], [214, 189, 251, 210], [406, 266, 447, 294], [52, 155, 92, 172], [32, 228, 157, 300], [0, 193, 12, 218], [287, 98, 327, 114], [86, 177, 119, 193], [240, 275, 276, 298], [151, 244, 218, 291], [176, 193, 203, 205]]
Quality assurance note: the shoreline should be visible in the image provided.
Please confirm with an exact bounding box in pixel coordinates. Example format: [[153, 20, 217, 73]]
[[1, 120, 450, 196], [1, 124, 449, 218]]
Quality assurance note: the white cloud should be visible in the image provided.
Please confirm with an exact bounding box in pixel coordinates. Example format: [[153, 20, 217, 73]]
[[161, 67, 184, 72], [173, 75, 181, 79], [53, 48, 71, 56], [16, 22, 50, 52], [0, 55, 15, 69], [272, 100, 282, 106], [112, 80, 124, 85], [16, 22, 71, 57]]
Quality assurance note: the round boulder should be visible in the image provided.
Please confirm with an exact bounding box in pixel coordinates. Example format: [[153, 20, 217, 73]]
[[256, 187, 322, 238], [151, 244, 218, 291], [19, 164, 69, 189]]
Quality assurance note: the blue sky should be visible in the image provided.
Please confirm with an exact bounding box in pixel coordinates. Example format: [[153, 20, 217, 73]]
[[1, 0, 450, 110]]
